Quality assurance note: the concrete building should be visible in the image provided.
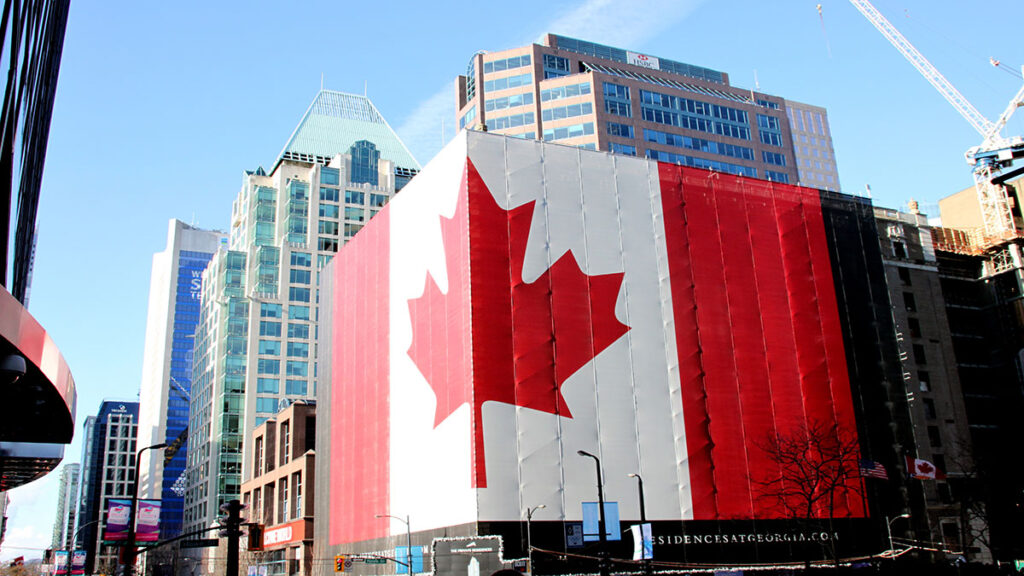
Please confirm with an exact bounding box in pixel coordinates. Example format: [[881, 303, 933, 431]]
[[183, 90, 418, 538], [50, 463, 79, 553], [873, 206, 989, 561], [137, 220, 226, 540], [454, 34, 839, 189], [241, 401, 316, 576], [74, 401, 139, 575]]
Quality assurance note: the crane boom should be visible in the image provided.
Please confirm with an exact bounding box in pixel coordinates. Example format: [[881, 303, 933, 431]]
[[848, 0, 993, 137], [849, 0, 1021, 239]]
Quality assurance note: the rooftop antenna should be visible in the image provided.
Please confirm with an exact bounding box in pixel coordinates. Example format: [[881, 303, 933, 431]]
[[753, 69, 760, 90], [864, 184, 872, 199]]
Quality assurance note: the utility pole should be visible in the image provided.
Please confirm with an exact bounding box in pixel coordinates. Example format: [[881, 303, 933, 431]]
[[218, 500, 247, 576]]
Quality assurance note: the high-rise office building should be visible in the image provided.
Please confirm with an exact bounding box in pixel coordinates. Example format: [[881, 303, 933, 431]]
[[50, 463, 79, 552], [454, 34, 839, 189], [183, 90, 418, 537], [75, 401, 139, 575], [137, 220, 226, 540]]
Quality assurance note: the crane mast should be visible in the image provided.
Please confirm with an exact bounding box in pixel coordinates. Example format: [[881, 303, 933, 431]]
[[849, 0, 1024, 240]]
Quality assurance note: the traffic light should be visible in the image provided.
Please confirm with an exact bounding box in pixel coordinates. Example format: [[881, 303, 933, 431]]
[[334, 555, 347, 573], [247, 523, 265, 551], [217, 500, 248, 538]]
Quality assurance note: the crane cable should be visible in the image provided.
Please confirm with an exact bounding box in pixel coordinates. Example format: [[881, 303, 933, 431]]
[[817, 4, 833, 58]]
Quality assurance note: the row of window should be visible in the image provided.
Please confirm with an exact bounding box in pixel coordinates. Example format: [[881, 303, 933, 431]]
[[484, 73, 532, 92], [256, 380, 308, 397], [485, 91, 533, 112], [641, 90, 748, 125], [489, 112, 535, 130], [641, 107, 750, 140], [257, 340, 309, 357], [642, 128, 754, 161], [259, 321, 311, 339], [541, 102, 593, 122], [483, 54, 531, 74], [541, 82, 591, 102], [542, 122, 595, 142], [646, 149, 757, 178], [256, 359, 309, 377]]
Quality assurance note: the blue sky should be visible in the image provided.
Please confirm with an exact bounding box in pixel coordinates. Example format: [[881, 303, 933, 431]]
[[5, 0, 1024, 560]]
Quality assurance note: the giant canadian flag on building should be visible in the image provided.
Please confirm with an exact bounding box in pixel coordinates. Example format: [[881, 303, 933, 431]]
[[326, 131, 866, 546]]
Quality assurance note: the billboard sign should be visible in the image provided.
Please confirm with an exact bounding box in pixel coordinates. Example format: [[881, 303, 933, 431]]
[[71, 551, 86, 575], [325, 131, 868, 549], [136, 500, 161, 542], [103, 499, 132, 541], [626, 51, 660, 70]]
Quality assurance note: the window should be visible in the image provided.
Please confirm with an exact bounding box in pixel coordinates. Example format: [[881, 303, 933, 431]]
[[542, 54, 570, 78], [319, 203, 340, 218], [928, 426, 942, 447], [319, 187, 339, 202], [288, 306, 310, 321], [288, 323, 310, 339], [260, 303, 282, 318], [320, 167, 340, 186], [644, 128, 754, 161], [254, 437, 263, 476], [923, 398, 936, 419], [483, 54, 531, 74], [349, 140, 380, 186], [542, 122, 595, 142], [762, 151, 786, 166], [370, 194, 388, 207], [908, 317, 922, 338], [903, 292, 917, 312], [256, 398, 278, 414], [258, 340, 280, 355], [289, 287, 311, 303], [290, 269, 311, 285], [287, 342, 309, 358], [485, 92, 534, 112], [319, 237, 339, 252], [345, 206, 364, 221], [603, 82, 630, 100], [646, 149, 757, 178], [259, 321, 281, 337], [918, 370, 931, 391], [607, 122, 634, 138], [540, 82, 591, 102], [913, 344, 926, 365], [484, 72, 532, 92], [319, 220, 339, 235], [290, 252, 311, 268], [542, 102, 593, 122], [257, 378, 279, 394], [258, 359, 280, 375], [604, 101, 632, 117], [286, 380, 307, 395], [897, 266, 911, 284], [286, 361, 308, 377], [294, 473, 303, 518], [609, 142, 637, 156], [893, 240, 907, 259], [345, 190, 364, 204], [280, 421, 290, 465], [487, 112, 535, 130], [765, 171, 790, 183]]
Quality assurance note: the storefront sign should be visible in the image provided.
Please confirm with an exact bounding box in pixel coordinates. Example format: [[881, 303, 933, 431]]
[[655, 531, 839, 546]]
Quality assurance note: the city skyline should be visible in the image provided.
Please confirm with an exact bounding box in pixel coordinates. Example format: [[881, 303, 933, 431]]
[[6, 0, 1024, 561]]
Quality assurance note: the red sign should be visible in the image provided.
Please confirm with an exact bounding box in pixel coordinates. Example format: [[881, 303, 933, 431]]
[[263, 519, 307, 548]]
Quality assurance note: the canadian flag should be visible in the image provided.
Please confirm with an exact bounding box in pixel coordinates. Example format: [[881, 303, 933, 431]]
[[325, 131, 865, 546], [907, 456, 947, 480]]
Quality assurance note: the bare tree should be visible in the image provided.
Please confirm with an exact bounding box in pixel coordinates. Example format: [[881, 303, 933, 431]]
[[753, 420, 865, 567]]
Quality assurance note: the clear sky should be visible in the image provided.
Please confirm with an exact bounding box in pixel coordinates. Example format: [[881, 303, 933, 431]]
[[5, 0, 1024, 561]]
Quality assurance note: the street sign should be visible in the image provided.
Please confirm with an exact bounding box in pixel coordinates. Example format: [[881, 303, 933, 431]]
[[181, 539, 219, 549], [364, 559, 387, 565]]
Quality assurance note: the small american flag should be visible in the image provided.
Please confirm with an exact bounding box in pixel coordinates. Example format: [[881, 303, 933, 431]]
[[860, 459, 889, 480]]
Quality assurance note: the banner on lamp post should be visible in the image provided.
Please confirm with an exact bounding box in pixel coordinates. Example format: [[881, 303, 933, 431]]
[[136, 500, 161, 542], [102, 499, 132, 541]]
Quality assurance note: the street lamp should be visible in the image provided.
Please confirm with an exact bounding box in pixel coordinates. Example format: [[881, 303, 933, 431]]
[[577, 450, 609, 576], [525, 504, 546, 573], [376, 514, 413, 575], [125, 442, 168, 576], [886, 513, 911, 558], [628, 473, 652, 576]]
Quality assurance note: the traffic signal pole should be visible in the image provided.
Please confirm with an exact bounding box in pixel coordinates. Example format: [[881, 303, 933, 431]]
[[219, 500, 246, 576]]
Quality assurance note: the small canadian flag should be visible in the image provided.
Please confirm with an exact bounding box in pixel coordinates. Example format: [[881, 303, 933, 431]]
[[906, 456, 946, 480]]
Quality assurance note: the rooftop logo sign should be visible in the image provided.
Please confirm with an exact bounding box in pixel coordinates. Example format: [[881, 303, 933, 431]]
[[627, 51, 660, 70]]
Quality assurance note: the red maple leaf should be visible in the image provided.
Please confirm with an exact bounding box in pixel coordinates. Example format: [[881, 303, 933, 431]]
[[407, 158, 630, 487], [917, 461, 934, 474]]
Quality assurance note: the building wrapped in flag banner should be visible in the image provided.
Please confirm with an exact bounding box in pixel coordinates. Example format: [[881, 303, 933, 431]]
[[313, 130, 914, 574]]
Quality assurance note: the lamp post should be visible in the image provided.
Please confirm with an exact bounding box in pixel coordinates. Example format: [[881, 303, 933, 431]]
[[376, 514, 413, 575], [886, 513, 910, 559], [628, 473, 652, 576], [69, 519, 99, 574], [577, 450, 609, 576], [525, 505, 546, 574], [125, 442, 167, 576]]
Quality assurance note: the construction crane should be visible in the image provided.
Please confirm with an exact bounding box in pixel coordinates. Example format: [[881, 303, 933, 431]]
[[848, 0, 1024, 243]]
